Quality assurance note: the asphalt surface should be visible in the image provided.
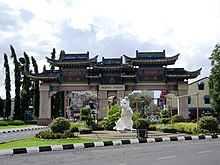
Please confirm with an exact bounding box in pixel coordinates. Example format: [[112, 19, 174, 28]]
[[1, 138, 219, 165], [0, 126, 48, 143]]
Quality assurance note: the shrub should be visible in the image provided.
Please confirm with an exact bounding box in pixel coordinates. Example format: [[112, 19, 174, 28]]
[[98, 119, 107, 130], [80, 107, 91, 123], [8, 120, 25, 125], [197, 116, 219, 134], [35, 129, 75, 139], [135, 118, 149, 129], [172, 115, 185, 123], [156, 125, 177, 133], [160, 110, 170, 125], [99, 105, 121, 130], [70, 122, 85, 132], [162, 127, 177, 133], [173, 122, 197, 134], [148, 124, 156, 131], [0, 120, 8, 126], [78, 126, 92, 134], [87, 118, 95, 129], [50, 117, 70, 133]]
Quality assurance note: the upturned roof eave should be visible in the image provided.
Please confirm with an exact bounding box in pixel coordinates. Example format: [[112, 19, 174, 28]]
[[28, 74, 57, 80], [46, 55, 98, 66], [167, 68, 202, 79], [123, 54, 179, 65]]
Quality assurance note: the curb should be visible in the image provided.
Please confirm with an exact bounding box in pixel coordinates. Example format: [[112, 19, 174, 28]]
[[0, 134, 219, 156], [0, 126, 48, 134]]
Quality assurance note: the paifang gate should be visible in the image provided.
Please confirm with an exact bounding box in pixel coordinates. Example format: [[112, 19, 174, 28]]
[[29, 50, 201, 125]]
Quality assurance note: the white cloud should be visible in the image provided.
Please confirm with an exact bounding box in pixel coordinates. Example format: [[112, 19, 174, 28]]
[[0, 0, 220, 98]]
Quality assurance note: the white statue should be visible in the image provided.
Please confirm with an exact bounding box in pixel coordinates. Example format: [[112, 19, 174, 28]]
[[113, 97, 134, 131]]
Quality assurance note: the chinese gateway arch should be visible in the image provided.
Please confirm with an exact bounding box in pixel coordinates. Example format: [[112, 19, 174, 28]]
[[29, 50, 201, 125]]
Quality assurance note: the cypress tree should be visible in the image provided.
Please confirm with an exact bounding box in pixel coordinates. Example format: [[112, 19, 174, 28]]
[[43, 65, 46, 72], [59, 50, 65, 60], [31, 56, 40, 117], [0, 97, 4, 117], [10, 45, 21, 120], [20, 52, 31, 120], [50, 48, 56, 71], [4, 53, 11, 119]]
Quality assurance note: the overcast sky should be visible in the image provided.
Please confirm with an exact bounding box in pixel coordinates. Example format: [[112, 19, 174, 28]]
[[0, 0, 220, 99]]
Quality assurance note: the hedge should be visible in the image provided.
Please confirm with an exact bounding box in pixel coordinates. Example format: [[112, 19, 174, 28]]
[[172, 122, 197, 134]]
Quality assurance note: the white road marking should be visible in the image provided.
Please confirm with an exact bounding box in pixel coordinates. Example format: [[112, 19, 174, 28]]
[[198, 150, 213, 154], [157, 156, 176, 160]]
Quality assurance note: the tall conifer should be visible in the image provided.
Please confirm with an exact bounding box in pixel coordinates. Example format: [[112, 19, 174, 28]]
[[31, 56, 40, 117], [10, 45, 21, 120], [4, 53, 11, 119]]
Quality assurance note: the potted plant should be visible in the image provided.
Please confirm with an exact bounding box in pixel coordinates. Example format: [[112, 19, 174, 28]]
[[136, 118, 149, 138]]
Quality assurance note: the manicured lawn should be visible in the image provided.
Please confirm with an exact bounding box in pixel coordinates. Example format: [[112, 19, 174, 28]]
[[0, 137, 103, 150], [0, 125, 38, 130]]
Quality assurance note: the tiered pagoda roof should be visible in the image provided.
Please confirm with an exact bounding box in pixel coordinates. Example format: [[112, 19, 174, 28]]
[[124, 50, 179, 66], [91, 57, 130, 70], [46, 51, 98, 67], [28, 50, 201, 83], [166, 68, 202, 79], [28, 70, 59, 81]]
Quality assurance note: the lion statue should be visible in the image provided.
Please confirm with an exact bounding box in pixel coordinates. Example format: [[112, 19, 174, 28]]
[[113, 97, 134, 131]]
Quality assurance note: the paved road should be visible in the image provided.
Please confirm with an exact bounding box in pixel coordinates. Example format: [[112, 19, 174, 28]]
[[1, 138, 219, 165], [0, 129, 46, 143]]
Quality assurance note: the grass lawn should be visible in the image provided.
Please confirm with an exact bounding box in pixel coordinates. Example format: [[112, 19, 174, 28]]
[[0, 125, 37, 130], [0, 137, 103, 150]]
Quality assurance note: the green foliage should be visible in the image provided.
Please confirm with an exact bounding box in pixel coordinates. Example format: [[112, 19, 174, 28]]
[[35, 129, 75, 139], [59, 50, 65, 60], [172, 122, 197, 134], [209, 43, 220, 117], [128, 92, 153, 117], [20, 52, 31, 120], [51, 91, 64, 118], [80, 107, 95, 129], [10, 45, 21, 120], [78, 126, 92, 134], [70, 122, 85, 132], [4, 53, 11, 118], [156, 125, 177, 133], [135, 118, 149, 129], [172, 114, 185, 123], [8, 120, 25, 125], [87, 119, 95, 129], [50, 48, 56, 71], [160, 110, 170, 125], [197, 116, 219, 134], [80, 107, 91, 121], [0, 97, 4, 117], [162, 127, 177, 133], [148, 124, 156, 131], [50, 117, 70, 133], [99, 104, 121, 130], [98, 118, 107, 129], [31, 56, 40, 117], [0, 120, 8, 126]]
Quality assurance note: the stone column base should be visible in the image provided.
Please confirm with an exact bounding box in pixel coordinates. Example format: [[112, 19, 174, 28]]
[[37, 118, 52, 126]]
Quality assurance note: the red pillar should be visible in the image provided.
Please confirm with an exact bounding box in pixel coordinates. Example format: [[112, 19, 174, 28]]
[[64, 91, 66, 119]]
